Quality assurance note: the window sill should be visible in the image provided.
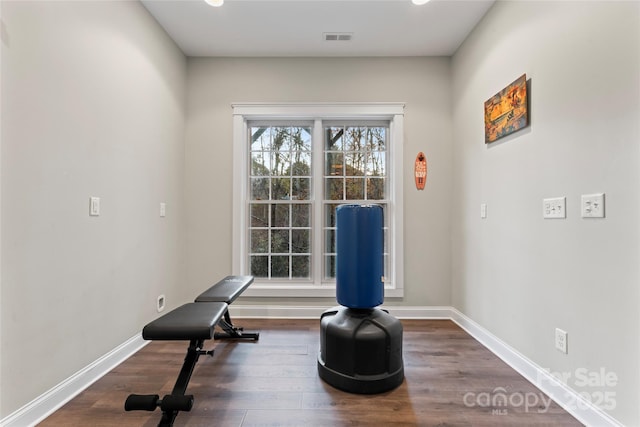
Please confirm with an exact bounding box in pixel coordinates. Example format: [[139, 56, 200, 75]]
[[242, 284, 404, 298]]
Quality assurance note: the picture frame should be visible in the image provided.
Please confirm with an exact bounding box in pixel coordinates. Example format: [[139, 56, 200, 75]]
[[484, 74, 529, 143]]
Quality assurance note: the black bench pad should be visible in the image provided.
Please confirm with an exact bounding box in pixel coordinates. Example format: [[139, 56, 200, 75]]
[[142, 302, 228, 341], [195, 276, 254, 304]]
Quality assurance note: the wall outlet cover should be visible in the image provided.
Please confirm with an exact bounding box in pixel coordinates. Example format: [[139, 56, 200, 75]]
[[555, 328, 568, 354], [157, 295, 166, 312], [581, 193, 605, 218], [543, 197, 566, 219]]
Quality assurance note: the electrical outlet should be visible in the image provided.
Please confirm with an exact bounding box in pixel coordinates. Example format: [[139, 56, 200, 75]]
[[582, 193, 605, 218], [480, 203, 487, 219], [555, 328, 568, 354], [543, 197, 566, 219]]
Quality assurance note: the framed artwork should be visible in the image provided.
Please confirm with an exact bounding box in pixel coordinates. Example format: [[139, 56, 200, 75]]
[[484, 74, 529, 143]]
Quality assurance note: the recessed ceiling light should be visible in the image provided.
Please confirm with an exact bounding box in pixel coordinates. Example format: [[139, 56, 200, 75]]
[[205, 0, 224, 7], [412, 0, 431, 5]]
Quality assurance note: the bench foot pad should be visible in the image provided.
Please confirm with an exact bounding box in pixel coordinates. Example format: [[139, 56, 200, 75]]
[[125, 394, 159, 411]]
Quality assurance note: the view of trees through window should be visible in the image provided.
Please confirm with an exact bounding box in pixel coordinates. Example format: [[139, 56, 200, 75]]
[[323, 125, 388, 279], [248, 123, 388, 280]]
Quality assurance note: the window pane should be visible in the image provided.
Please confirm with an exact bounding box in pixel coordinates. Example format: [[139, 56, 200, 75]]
[[271, 230, 290, 253], [325, 152, 344, 176], [272, 178, 290, 200], [291, 152, 311, 176], [272, 152, 291, 176], [324, 255, 336, 279], [292, 204, 310, 227], [383, 226, 389, 256], [292, 256, 310, 278], [325, 178, 344, 200], [366, 178, 385, 200], [250, 256, 268, 278], [325, 127, 344, 150], [291, 229, 310, 253], [324, 229, 336, 253], [272, 127, 290, 152], [345, 127, 365, 151], [251, 151, 271, 176], [383, 254, 389, 280], [271, 204, 290, 227], [250, 204, 269, 227], [367, 127, 386, 151], [366, 151, 386, 176], [293, 127, 312, 152], [324, 204, 339, 227], [345, 152, 365, 176], [291, 178, 310, 200], [382, 204, 389, 226], [250, 229, 269, 253], [271, 256, 289, 278], [251, 127, 272, 151], [250, 178, 269, 200], [345, 178, 364, 200]]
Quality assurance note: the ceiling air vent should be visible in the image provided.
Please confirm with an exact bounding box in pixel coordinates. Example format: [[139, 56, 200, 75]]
[[324, 32, 353, 42]]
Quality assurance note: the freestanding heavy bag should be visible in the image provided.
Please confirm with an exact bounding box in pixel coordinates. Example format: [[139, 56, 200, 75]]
[[336, 204, 384, 309], [318, 203, 404, 394]]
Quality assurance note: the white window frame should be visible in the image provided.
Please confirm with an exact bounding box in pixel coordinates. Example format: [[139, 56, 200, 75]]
[[232, 102, 404, 298]]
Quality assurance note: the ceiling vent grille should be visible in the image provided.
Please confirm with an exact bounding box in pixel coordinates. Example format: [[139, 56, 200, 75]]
[[324, 33, 353, 42]]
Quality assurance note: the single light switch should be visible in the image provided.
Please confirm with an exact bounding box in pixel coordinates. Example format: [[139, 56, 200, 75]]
[[160, 202, 166, 217], [89, 197, 100, 216]]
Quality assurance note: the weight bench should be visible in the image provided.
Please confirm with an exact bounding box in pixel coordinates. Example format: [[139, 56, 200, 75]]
[[195, 275, 259, 341], [125, 302, 227, 426], [125, 275, 258, 426]]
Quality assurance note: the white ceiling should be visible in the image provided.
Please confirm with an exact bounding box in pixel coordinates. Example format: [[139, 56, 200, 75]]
[[141, 0, 496, 57]]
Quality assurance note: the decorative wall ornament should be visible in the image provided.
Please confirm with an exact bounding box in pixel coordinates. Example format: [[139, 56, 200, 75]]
[[484, 74, 529, 143], [414, 152, 427, 190]]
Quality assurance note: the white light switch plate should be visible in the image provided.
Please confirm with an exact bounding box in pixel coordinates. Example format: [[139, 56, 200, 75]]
[[160, 202, 166, 217], [543, 197, 566, 219], [89, 197, 100, 216], [582, 193, 605, 218]]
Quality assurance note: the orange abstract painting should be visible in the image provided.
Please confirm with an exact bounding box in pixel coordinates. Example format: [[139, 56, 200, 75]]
[[484, 74, 529, 143]]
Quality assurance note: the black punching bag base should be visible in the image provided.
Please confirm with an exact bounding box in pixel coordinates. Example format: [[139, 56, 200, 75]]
[[317, 306, 404, 394]]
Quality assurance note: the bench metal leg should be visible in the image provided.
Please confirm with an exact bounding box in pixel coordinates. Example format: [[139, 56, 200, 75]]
[[156, 339, 203, 426], [126, 339, 214, 427], [214, 311, 260, 341]]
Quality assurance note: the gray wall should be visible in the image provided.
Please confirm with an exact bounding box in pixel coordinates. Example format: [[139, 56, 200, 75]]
[[0, 1, 187, 417], [185, 57, 453, 307], [451, 1, 639, 424], [2, 0, 638, 424]]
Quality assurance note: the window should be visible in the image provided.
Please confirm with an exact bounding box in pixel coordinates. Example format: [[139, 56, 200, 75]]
[[323, 123, 389, 279], [248, 125, 313, 280], [232, 103, 404, 297]]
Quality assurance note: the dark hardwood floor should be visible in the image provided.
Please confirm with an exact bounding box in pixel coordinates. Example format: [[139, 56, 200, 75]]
[[40, 319, 582, 426]]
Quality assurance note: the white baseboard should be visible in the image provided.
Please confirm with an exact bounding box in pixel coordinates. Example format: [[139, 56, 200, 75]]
[[229, 304, 453, 319], [1, 306, 622, 427], [449, 308, 622, 427], [0, 334, 148, 427]]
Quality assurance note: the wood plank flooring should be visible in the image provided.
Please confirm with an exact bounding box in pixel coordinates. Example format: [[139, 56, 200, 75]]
[[40, 319, 582, 426]]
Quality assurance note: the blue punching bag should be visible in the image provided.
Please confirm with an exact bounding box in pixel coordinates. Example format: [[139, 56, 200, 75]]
[[336, 204, 384, 309]]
